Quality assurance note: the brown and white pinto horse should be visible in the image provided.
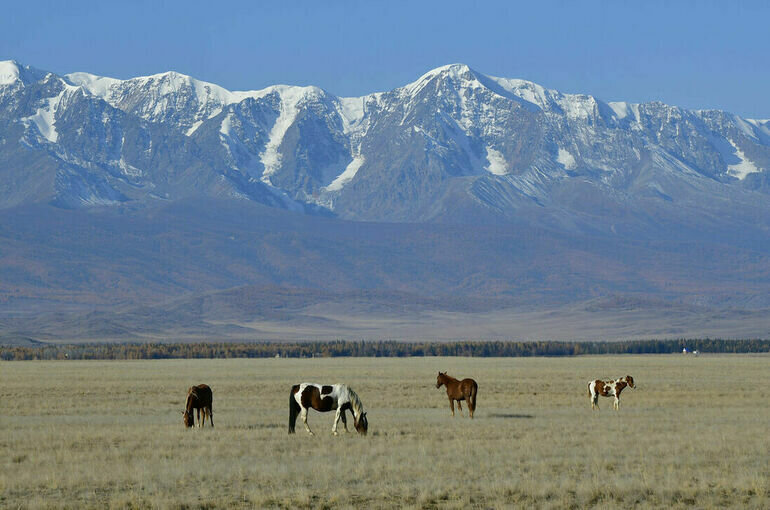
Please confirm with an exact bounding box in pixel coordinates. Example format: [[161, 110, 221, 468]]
[[288, 383, 368, 436], [588, 375, 635, 410], [436, 372, 478, 418], [182, 384, 213, 427]]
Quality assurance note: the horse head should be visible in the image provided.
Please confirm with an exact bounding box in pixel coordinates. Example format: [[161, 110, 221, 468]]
[[182, 409, 194, 427], [626, 375, 635, 389], [354, 411, 368, 436], [436, 371, 446, 388]]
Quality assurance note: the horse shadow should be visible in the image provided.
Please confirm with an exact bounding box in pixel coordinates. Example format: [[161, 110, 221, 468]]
[[488, 413, 535, 419], [238, 423, 283, 430]]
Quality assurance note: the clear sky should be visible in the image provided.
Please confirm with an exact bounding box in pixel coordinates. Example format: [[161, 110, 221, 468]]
[[2, 0, 769, 118]]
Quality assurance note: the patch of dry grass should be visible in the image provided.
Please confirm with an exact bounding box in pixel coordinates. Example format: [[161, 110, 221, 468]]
[[1, 355, 768, 508]]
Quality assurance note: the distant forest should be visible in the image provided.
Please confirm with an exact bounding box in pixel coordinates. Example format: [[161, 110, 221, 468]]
[[2, 339, 769, 361]]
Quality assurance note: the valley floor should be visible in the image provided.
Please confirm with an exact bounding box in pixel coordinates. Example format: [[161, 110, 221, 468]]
[[1, 356, 768, 508]]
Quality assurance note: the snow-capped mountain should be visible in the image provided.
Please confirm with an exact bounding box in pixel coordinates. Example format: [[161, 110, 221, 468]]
[[1, 59, 769, 224], [3, 59, 770, 339]]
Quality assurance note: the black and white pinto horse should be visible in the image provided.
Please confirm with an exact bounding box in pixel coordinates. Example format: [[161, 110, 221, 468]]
[[289, 383, 368, 436]]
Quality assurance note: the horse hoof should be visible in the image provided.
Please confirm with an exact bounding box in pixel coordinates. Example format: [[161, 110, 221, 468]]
[[333, 431, 339, 436]]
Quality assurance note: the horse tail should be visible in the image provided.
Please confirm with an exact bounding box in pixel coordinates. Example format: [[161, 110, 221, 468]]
[[469, 381, 478, 413], [288, 385, 301, 434]]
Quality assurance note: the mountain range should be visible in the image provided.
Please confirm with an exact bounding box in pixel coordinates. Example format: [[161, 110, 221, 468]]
[[1, 60, 769, 343]]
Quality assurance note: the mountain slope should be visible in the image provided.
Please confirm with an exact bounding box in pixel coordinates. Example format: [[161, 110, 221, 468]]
[[2, 198, 769, 342], [2, 60, 770, 341]]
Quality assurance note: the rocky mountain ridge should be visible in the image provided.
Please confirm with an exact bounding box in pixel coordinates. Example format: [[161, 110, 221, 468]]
[[2, 60, 768, 223]]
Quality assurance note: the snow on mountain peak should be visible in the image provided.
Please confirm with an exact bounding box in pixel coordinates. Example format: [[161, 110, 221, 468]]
[[0, 60, 21, 85], [0, 60, 49, 86], [418, 63, 475, 81], [402, 63, 479, 96], [67, 69, 239, 104], [65, 72, 122, 96]]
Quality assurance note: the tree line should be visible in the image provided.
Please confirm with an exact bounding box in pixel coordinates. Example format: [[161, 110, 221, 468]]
[[1, 338, 769, 361]]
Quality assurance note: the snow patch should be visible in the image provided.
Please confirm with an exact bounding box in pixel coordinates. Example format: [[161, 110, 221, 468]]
[[118, 157, 143, 177], [557, 148, 577, 170], [25, 97, 59, 142], [485, 147, 508, 175], [561, 95, 598, 120], [186, 120, 203, 136], [220, 114, 232, 136], [325, 155, 365, 191], [0, 60, 20, 85], [708, 134, 762, 180], [337, 96, 366, 133], [608, 101, 631, 119], [488, 76, 552, 109], [22, 86, 73, 143], [259, 86, 318, 183], [726, 141, 760, 180]]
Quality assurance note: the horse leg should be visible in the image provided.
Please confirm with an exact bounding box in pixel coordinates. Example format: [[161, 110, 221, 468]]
[[614, 398, 620, 410], [301, 409, 314, 436], [332, 408, 342, 436], [457, 400, 463, 414], [340, 409, 349, 432], [449, 398, 455, 417], [208, 407, 214, 427], [197, 408, 202, 427]]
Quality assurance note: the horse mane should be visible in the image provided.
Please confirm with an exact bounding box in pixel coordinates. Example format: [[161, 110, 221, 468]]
[[184, 391, 194, 411], [441, 372, 460, 383], [346, 386, 365, 417]]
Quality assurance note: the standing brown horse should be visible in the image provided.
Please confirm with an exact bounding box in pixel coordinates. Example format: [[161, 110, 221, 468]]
[[436, 372, 478, 418], [182, 384, 213, 428]]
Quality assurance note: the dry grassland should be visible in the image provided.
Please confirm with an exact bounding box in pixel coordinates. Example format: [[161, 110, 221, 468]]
[[1, 355, 768, 509]]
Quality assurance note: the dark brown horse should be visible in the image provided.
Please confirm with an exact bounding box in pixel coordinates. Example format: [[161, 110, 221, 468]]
[[182, 384, 213, 428], [436, 372, 478, 418]]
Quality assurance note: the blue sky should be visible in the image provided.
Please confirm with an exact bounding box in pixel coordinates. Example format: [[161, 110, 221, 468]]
[[2, 0, 769, 117]]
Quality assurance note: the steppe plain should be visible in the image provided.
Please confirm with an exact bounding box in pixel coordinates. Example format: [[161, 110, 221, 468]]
[[1, 355, 768, 508]]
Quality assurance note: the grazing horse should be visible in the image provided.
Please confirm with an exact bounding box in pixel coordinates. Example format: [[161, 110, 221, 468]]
[[436, 372, 478, 418], [588, 375, 635, 410], [182, 384, 214, 427], [288, 383, 368, 436]]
